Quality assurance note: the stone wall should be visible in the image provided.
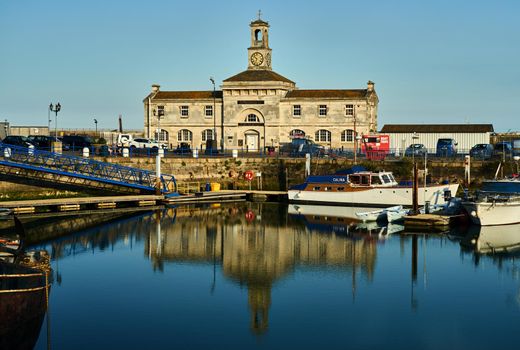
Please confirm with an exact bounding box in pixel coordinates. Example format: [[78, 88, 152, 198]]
[[0, 156, 511, 194]]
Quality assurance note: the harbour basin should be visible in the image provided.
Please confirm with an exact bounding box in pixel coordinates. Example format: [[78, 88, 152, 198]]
[[13, 202, 520, 349]]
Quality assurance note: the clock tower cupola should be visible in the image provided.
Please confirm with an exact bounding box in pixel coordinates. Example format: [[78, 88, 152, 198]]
[[248, 11, 272, 71]]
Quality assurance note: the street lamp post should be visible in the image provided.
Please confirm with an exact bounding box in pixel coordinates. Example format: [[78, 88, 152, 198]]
[[353, 107, 358, 164], [210, 77, 217, 149], [48, 106, 51, 133], [94, 119, 98, 137], [153, 108, 164, 142], [49, 103, 61, 141], [412, 132, 419, 164]]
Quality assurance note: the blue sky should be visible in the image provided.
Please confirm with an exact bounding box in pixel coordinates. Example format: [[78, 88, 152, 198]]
[[0, 0, 518, 131]]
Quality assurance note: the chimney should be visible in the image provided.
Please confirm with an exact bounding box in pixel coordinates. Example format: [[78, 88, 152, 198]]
[[367, 81, 374, 92], [152, 84, 160, 93]]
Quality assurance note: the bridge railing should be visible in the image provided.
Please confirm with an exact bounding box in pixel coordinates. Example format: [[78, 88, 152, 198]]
[[0, 143, 176, 194]]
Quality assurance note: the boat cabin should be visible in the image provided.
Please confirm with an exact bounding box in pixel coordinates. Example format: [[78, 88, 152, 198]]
[[348, 172, 398, 187]]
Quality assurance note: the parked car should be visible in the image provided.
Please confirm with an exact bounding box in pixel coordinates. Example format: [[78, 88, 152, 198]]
[[469, 143, 494, 159], [173, 142, 192, 155], [281, 138, 325, 157], [204, 139, 220, 155], [494, 141, 513, 158], [1, 135, 34, 148], [405, 144, 427, 157], [28, 135, 56, 150], [128, 138, 166, 150], [62, 135, 93, 151], [436, 138, 458, 157]]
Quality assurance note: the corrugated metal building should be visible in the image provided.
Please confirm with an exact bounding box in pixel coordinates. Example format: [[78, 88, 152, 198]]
[[380, 124, 494, 154], [9, 125, 50, 137]]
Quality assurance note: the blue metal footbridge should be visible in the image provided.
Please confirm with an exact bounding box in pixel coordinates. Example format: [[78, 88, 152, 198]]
[[0, 143, 177, 195]]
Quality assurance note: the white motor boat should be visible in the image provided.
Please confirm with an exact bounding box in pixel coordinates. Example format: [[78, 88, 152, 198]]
[[463, 192, 520, 226], [288, 169, 458, 207]]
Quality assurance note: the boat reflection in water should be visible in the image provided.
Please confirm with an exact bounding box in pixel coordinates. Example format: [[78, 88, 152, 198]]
[[146, 203, 390, 334], [461, 223, 520, 255], [288, 203, 404, 238], [0, 216, 51, 350]]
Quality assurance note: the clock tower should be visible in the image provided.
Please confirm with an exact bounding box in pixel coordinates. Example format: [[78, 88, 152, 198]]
[[247, 12, 272, 70]]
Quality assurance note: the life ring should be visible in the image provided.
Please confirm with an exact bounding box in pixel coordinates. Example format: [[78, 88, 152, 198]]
[[245, 210, 255, 222], [244, 170, 254, 181]]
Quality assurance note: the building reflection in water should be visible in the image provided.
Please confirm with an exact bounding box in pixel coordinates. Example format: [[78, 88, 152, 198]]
[[146, 203, 382, 334]]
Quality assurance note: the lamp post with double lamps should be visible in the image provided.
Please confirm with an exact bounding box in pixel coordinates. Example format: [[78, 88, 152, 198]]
[[353, 107, 358, 164], [49, 103, 61, 141], [210, 77, 217, 149], [153, 108, 164, 143]]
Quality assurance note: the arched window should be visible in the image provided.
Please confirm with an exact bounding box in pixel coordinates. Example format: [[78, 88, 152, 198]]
[[202, 129, 214, 142], [255, 29, 263, 42], [290, 129, 305, 138], [156, 129, 169, 143], [315, 129, 331, 142], [341, 129, 355, 142], [246, 114, 260, 123], [177, 129, 192, 142]]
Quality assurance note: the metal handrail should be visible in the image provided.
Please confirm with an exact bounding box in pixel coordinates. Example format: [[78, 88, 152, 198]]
[[0, 143, 177, 193]]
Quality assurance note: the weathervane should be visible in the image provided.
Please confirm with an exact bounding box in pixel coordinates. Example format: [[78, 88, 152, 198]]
[[257, 9, 262, 20]]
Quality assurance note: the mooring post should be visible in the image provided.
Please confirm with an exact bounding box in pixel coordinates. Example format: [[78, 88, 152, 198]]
[[412, 162, 419, 214]]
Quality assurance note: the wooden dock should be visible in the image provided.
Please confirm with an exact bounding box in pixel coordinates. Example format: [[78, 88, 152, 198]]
[[0, 190, 288, 212], [0, 195, 163, 214], [163, 190, 287, 204], [404, 213, 464, 231]]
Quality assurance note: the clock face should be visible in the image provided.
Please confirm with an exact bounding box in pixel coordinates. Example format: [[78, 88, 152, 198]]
[[266, 53, 271, 66], [251, 52, 264, 66]]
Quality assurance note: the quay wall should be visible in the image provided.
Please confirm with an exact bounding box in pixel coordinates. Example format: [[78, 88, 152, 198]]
[[0, 157, 509, 195]]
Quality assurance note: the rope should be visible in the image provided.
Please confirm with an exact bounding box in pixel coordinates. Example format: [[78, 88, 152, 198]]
[[0, 272, 45, 278], [0, 286, 47, 293]]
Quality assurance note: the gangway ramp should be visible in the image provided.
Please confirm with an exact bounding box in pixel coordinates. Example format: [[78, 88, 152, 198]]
[[0, 143, 177, 195]]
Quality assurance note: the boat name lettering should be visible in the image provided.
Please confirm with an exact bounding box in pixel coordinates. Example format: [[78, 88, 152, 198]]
[[332, 178, 346, 183]]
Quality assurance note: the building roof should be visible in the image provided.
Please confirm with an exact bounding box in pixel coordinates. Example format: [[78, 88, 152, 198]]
[[223, 70, 294, 84], [285, 89, 368, 99], [152, 91, 223, 100], [250, 19, 269, 26], [380, 124, 494, 133]]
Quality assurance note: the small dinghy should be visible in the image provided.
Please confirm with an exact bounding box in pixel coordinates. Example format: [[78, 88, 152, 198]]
[[355, 205, 402, 223]]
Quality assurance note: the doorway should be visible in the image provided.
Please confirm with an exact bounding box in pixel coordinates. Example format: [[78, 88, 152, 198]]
[[245, 131, 259, 152]]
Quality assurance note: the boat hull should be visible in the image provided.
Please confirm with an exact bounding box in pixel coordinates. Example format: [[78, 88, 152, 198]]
[[288, 184, 459, 207], [462, 200, 520, 226]]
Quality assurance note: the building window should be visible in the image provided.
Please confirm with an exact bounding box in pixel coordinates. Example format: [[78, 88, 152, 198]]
[[289, 129, 305, 138], [156, 129, 169, 143], [205, 105, 213, 117], [202, 129, 214, 142], [315, 129, 331, 142], [157, 105, 165, 117], [345, 104, 354, 116], [177, 129, 192, 142], [180, 106, 189, 118], [319, 105, 327, 116], [341, 129, 355, 142], [293, 105, 301, 117], [246, 114, 260, 123]]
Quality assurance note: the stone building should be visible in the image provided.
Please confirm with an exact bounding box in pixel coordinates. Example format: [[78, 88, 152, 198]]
[[143, 16, 379, 151]]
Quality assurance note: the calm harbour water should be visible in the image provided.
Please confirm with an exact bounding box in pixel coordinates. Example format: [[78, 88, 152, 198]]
[[21, 203, 520, 349]]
